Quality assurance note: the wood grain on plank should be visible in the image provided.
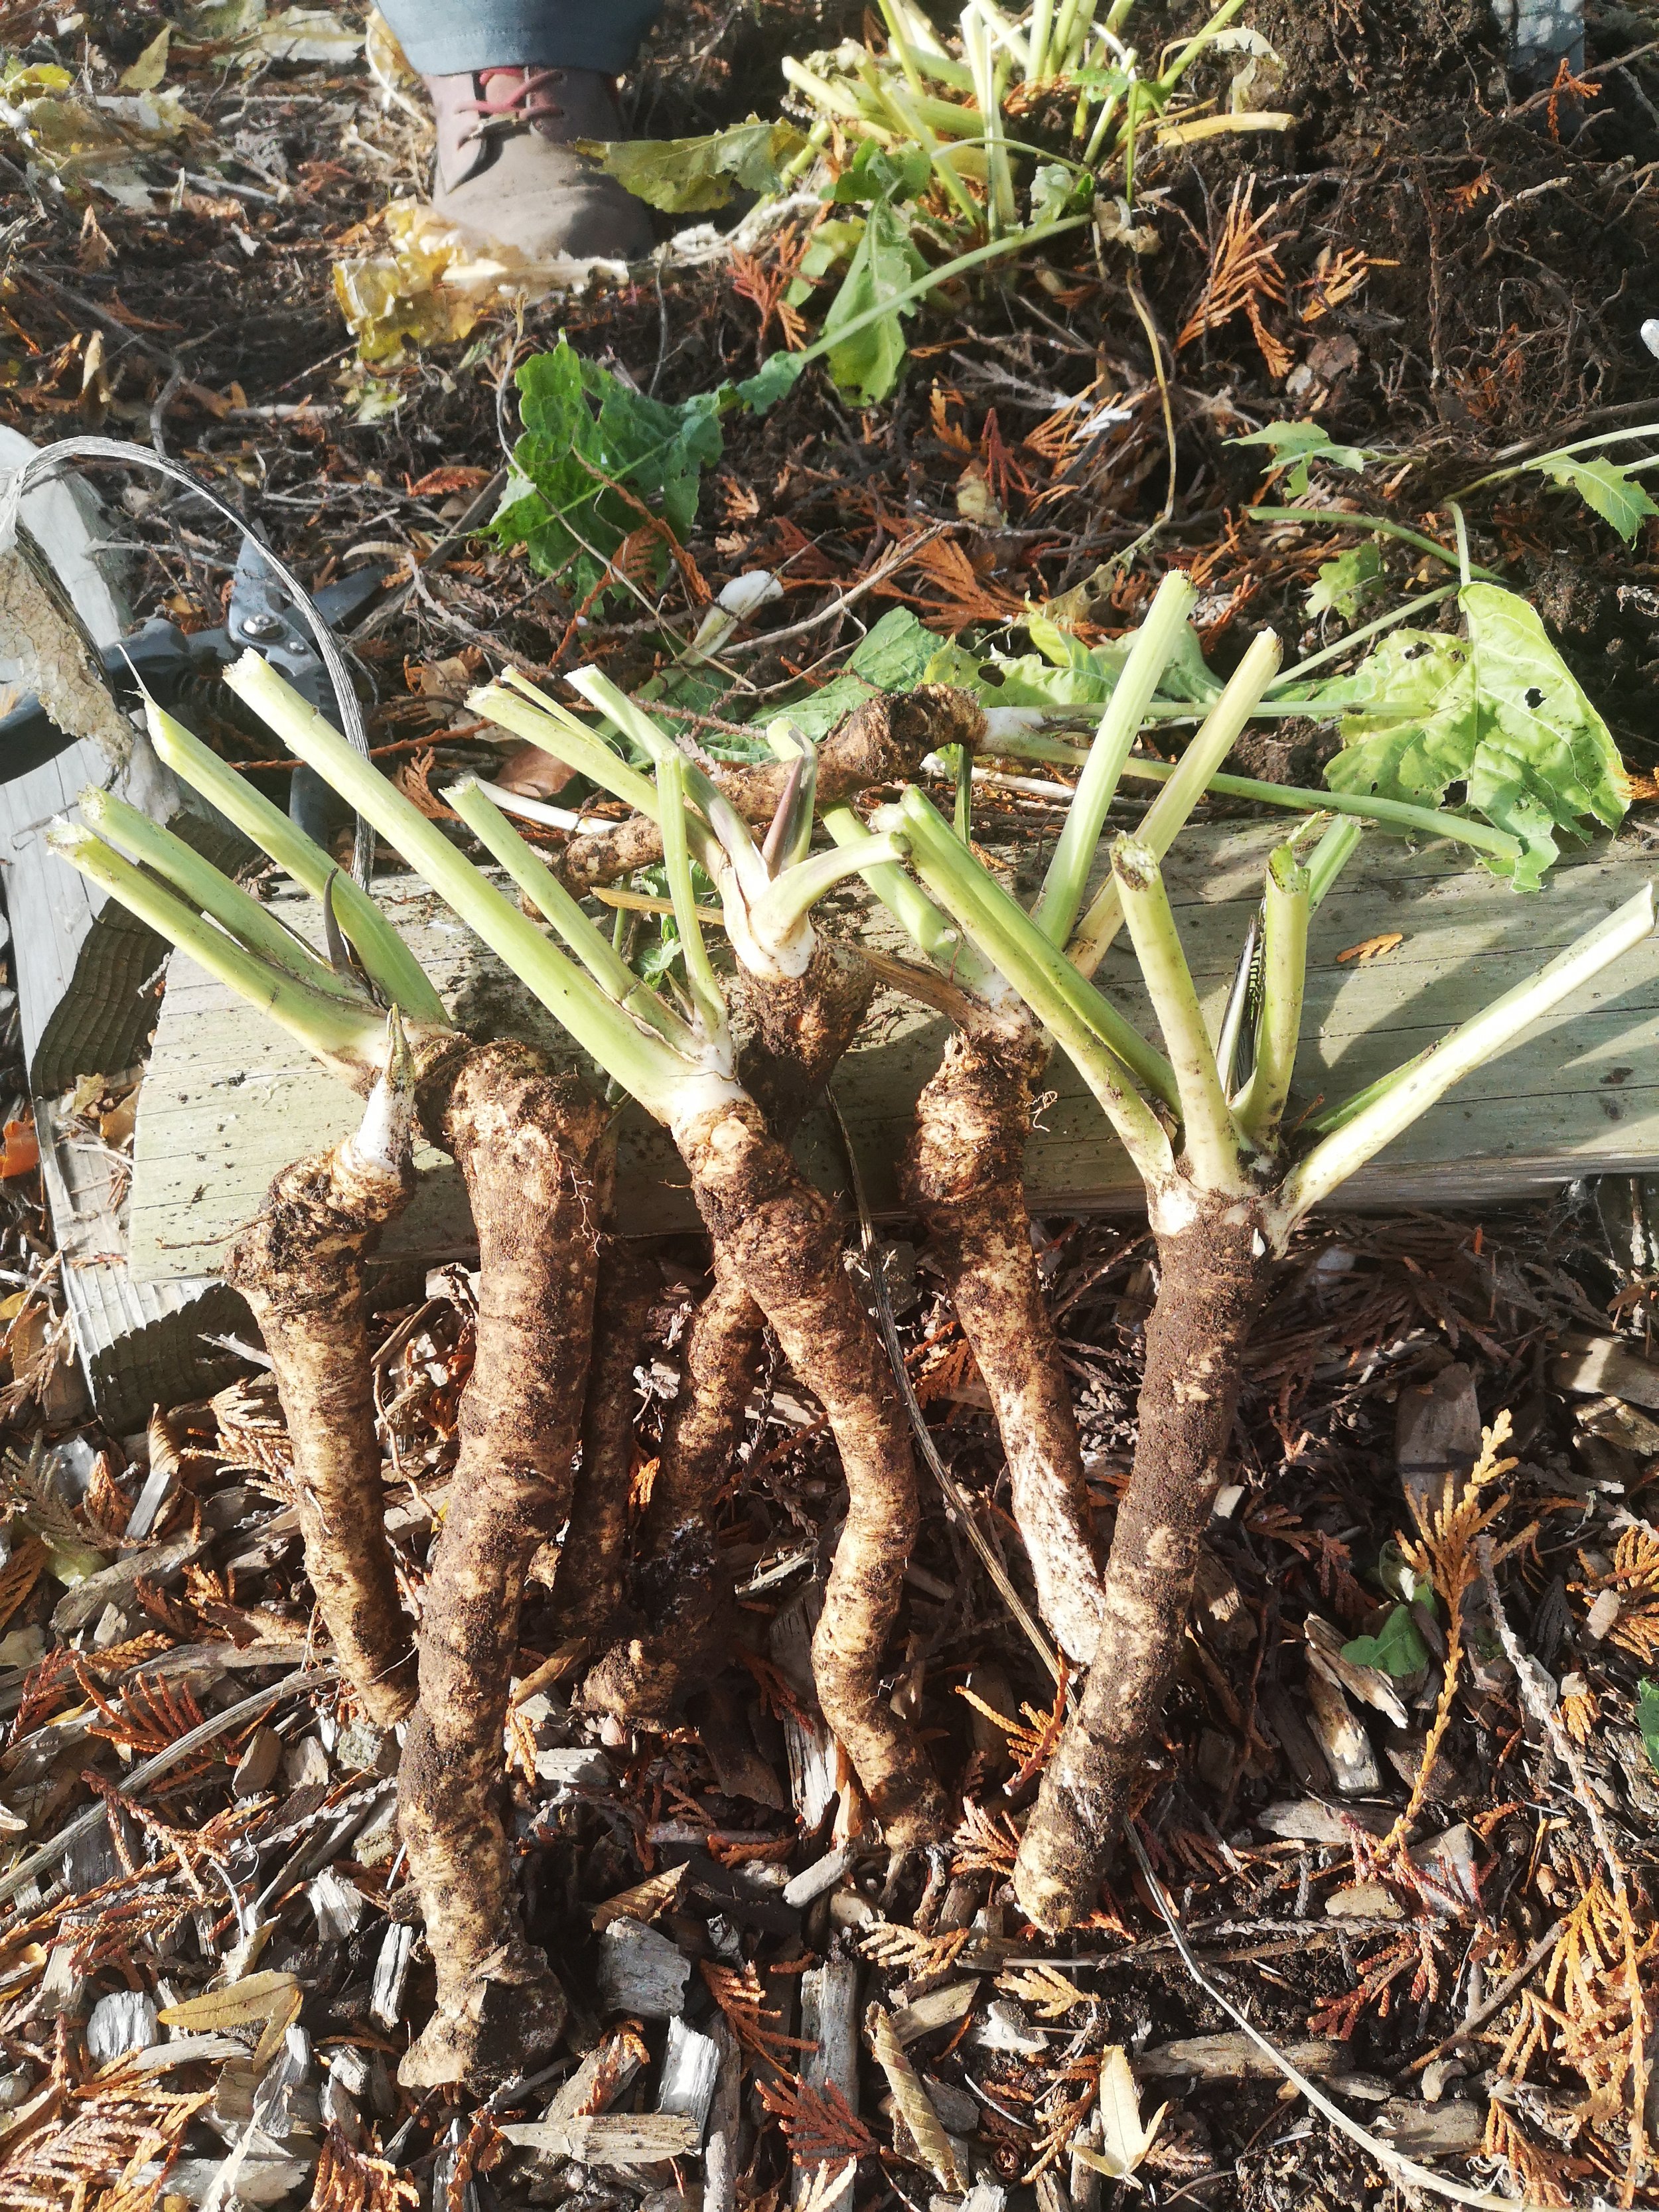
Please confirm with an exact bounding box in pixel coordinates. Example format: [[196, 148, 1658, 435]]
[[127, 824, 1659, 1285]]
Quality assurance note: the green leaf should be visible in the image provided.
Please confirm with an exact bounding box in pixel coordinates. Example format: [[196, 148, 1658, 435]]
[[921, 616, 1221, 713], [831, 139, 931, 205], [766, 607, 942, 739], [1638, 1680, 1659, 1776], [1230, 417, 1376, 498], [735, 350, 805, 415], [1342, 1605, 1430, 1677], [1305, 543, 1383, 622], [820, 198, 926, 406], [582, 118, 806, 212], [490, 336, 726, 611], [1031, 163, 1088, 226], [1532, 454, 1659, 548], [1321, 585, 1628, 892]]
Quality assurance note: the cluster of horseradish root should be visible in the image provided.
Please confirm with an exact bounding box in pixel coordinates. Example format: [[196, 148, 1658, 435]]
[[55, 571, 1654, 2091]]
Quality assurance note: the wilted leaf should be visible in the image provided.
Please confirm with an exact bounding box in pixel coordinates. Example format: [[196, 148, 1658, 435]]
[[1319, 584, 1626, 891], [831, 139, 932, 206], [585, 118, 806, 212], [1072, 2047, 1165, 2185], [821, 198, 926, 406], [118, 25, 171, 90], [253, 7, 364, 62], [1305, 542, 1382, 621], [490, 336, 727, 610], [870, 2008, 966, 2191], [1341, 1603, 1430, 1677], [158, 1970, 300, 2036], [1532, 453, 1659, 547]]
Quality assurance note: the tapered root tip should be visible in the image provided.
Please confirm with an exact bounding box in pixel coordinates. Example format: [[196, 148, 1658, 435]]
[[1012, 1854, 1086, 1935]]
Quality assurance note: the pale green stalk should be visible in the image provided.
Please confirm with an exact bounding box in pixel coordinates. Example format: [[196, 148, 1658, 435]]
[[875, 0, 928, 89], [748, 836, 907, 946], [1080, 74, 1126, 162], [1306, 816, 1364, 908], [989, 734, 1524, 863], [1110, 835, 1246, 1192], [1232, 844, 1309, 1147], [475, 679, 659, 819], [1454, 420, 1659, 500], [782, 56, 877, 123], [1066, 627, 1281, 978], [1279, 883, 1657, 1224], [822, 803, 991, 987], [143, 696, 447, 1027], [1050, 0, 1083, 72], [1029, 0, 1056, 84], [885, 0, 977, 84], [658, 751, 727, 1044], [223, 652, 703, 1114], [1151, 0, 1242, 92], [565, 666, 768, 904], [51, 822, 388, 1076], [80, 788, 364, 1006], [1271, 583, 1461, 686], [895, 788, 1179, 1137], [873, 70, 983, 227], [445, 777, 695, 1051], [1031, 567, 1197, 946], [779, 116, 833, 184]]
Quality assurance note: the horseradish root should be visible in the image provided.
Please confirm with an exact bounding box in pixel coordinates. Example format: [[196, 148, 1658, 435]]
[[224, 1049, 418, 1728], [397, 1045, 605, 2090], [549, 1240, 657, 1644], [904, 1023, 1104, 1665], [1011, 1201, 1267, 1928]]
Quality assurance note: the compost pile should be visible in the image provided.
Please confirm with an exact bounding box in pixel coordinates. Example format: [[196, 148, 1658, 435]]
[[0, 0, 1654, 2208]]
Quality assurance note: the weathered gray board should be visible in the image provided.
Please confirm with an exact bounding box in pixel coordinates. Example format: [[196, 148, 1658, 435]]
[[128, 816, 1659, 1286], [0, 429, 244, 1423]]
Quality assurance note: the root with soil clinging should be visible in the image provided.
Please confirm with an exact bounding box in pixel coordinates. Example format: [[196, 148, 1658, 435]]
[[223, 1048, 419, 1728], [397, 1044, 606, 2091], [547, 1241, 658, 1645]]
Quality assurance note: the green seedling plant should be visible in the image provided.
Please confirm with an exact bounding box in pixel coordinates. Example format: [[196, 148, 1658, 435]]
[[52, 679, 619, 2097], [845, 641, 1656, 1931], [234, 652, 962, 1864]]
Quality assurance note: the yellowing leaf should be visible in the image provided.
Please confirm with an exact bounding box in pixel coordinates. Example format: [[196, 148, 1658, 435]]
[[1072, 2047, 1165, 2187], [1334, 931, 1404, 964], [119, 26, 170, 90], [159, 1969, 299, 2042]]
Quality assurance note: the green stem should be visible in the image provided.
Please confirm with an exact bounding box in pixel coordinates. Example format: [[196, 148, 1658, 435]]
[[1271, 584, 1462, 688], [224, 652, 701, 1116], [1232, 844, 1309, 1149], [1110, 834, 1246, 1193], [475, 679, 660, 820], [1029, 0, 1055, 82], [1305, 815, 1365, 909], [1278, 882, 1657, 1226], [143, 696, 448, 1029], [1246, 508, 1501, 583], [445, 777, 695, 1051], [658, 751, 727, 1044], [1031, 568, 1197, 946], [80, 788, 364, 1005], [50, 822, 387, 1077], [1152, 0, 1242, 92], [895, 788, 1177, 1166], [749, 835, 907, 946], [985, 736, 1524, 861], [1066, 627, 1281, 978], [1454, 420, 1659, 500], [822, 803, 995, 993]]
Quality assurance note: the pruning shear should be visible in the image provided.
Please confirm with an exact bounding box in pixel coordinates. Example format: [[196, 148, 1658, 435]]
[[0, 541, 389, 846]]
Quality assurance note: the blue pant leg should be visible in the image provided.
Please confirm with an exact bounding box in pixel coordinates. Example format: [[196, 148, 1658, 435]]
[[378, 0, 666, 76]]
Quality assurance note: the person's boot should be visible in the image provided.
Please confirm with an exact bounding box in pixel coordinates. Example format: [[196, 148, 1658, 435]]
[[425, 65, 654, 263]]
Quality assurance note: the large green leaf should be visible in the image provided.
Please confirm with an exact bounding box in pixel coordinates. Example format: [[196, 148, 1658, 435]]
[[490, 336, 727, 610], [1341, 1604, 1430, 1678], [922, 615, 1221, 713], [820, 197, 926, 406], [1321, 584, 1627, 891], [584, 118, 806, 212], [768, 607, 941, 739]]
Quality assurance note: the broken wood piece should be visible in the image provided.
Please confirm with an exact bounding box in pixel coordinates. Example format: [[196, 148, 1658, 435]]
[[770, 1584, 838, 1830], [1301, 1664, 1382, 1795], [596, 1919, 691, 2019], [1394, 1364, 1481, 1519], [656, 2016, 721, 2146], [500, 2114, 702, 2164], [1133, 2033, 1347, 2083], [1551, 1333, 1659, 1409], [543, 2028, 645, 2131], [784, 1846, 852, 1909], [1305, 1614, 1411, 1726]]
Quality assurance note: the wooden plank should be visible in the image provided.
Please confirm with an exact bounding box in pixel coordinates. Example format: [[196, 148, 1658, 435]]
[[0, 428, 245, 1424], [127, 822, 1659, 1287]]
